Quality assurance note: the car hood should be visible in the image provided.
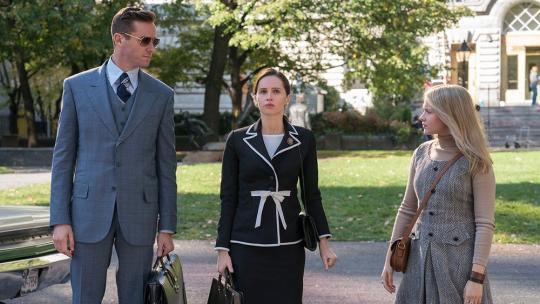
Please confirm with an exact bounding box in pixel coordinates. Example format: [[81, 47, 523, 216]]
[[0, 206, 51, 236], [0, 206, 55, 263]]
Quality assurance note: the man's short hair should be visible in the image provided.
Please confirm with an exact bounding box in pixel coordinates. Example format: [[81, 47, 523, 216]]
[[111, 7, 156, 37]]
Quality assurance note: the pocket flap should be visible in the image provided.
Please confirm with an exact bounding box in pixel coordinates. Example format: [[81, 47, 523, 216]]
[[73, 183, 89, 199], [144, 185, 158, 203], [442, 227, 472, 246]]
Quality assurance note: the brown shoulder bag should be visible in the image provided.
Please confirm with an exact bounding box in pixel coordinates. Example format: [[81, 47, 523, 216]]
[[389, 152, 462, 272]]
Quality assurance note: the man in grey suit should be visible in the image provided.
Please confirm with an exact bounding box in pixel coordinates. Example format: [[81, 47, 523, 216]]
[[50, 7, 177, 304]]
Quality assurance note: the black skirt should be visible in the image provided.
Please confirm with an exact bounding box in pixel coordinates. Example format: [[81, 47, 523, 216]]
[[230, 243, 305, 304]]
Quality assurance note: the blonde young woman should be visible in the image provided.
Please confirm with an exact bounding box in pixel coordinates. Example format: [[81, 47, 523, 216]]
[[381, 85, 495, 304]]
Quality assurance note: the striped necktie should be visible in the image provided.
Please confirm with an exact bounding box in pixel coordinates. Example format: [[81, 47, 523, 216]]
[[117, 72, 131, 103]]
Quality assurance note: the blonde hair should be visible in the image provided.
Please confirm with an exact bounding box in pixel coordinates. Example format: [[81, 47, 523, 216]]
[[424, 84, 492, 175]]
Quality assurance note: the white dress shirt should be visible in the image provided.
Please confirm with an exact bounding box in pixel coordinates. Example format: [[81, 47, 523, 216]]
[[263, 134, 284, 158], [106, 58, 139, 94]]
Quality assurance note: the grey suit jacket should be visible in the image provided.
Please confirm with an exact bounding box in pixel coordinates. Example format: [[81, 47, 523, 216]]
[[50, 62, 177, 246]]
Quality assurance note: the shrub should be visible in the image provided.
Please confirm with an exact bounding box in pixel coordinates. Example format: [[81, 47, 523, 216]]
[[310, 109, 416, 144]]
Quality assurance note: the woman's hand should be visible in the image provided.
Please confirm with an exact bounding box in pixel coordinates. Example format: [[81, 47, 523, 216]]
[[463, 280, 483, 304], [217, 250, 234, 275], [381, 262, 396, 294], [319, 238, 337, 270]]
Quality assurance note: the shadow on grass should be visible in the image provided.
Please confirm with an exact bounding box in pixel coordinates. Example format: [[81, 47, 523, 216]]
[[0, 200, 50, 207], [493, 182, 540, 243], [495, 182, 540, 205], [177, 192, 220, 240], [317, 150, 412, 159]]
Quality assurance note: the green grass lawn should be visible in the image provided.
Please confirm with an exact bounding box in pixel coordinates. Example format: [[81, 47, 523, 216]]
[[0, 150, 538, 244], [0, 166, 11, 174]]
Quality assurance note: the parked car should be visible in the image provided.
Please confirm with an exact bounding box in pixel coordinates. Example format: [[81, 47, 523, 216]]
[[0, 206, 70, 301]]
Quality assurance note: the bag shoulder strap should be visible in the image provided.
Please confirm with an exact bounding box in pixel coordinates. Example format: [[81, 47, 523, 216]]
[[400, 150, 463, 240], [298, 145, 309, 215]]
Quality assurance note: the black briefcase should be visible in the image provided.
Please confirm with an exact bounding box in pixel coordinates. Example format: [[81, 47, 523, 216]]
[[145, 253, 187, 304], [207, 269, 243, 304]]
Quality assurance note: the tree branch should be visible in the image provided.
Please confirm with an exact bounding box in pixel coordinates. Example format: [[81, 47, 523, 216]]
[[239, 0, 257, 29], [241, 65, 268, 86], [222, 79, 233, 97], [238, 49, 251, 67]]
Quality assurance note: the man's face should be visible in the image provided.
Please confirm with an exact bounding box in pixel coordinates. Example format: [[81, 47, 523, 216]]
[[116, 21, 157, 68]]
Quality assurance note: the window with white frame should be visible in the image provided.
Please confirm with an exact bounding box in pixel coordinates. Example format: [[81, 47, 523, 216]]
[[504, 2, 540, 33]]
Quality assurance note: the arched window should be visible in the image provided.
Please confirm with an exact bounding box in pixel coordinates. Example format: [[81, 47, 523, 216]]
[[504, 2, 540, 33]]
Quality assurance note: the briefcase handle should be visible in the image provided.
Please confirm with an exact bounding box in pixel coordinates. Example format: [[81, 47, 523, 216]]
[[218, 268, 236, 291], [154, 254, 175, 267], [153, 254, 180, 293]]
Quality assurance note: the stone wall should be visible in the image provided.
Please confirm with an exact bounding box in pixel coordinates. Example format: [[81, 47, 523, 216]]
[[0, 148, 53, 167]]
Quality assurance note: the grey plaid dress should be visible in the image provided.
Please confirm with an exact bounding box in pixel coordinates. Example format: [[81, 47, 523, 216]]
[[395, 143, 493, 304]]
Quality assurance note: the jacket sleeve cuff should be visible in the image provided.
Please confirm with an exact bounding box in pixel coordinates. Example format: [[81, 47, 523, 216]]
[[158, 215, 177, 233], [319, 234, 332, 239], [49, 211, 72, 227], [214, 247, 230, 252]]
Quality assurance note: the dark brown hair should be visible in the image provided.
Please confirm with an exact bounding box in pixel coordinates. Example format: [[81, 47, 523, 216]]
[[252, 68, 291, 96], [111, 7, 156, 37]]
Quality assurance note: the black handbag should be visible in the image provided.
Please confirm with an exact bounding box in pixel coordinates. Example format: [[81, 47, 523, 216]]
[[207, 268, 243, 304], [145, 253, 188, 304], [298, 146, 319, 251]]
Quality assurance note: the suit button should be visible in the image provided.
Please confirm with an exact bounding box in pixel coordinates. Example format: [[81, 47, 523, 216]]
[[269, 176, 274, 180], [433, 167, 438, 171], [121, 107, 126, 111], [453, 237, 459, 241], [428, 232, 433, 237], [116, 162, 121, 167], [428, 211, 434, 216], [431, 189, 436, 194], [112, 186, 116, 191]]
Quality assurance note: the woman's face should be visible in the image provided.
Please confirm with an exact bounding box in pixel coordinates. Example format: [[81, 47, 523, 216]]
[[254, 75, 290, 117], [419, 101, 449, 135]]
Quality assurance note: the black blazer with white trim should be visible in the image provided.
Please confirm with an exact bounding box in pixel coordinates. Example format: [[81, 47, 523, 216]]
[[215, 118, 331, 250]]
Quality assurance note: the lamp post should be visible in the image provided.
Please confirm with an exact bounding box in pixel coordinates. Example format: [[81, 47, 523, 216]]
[[456, 40, 471, 88]]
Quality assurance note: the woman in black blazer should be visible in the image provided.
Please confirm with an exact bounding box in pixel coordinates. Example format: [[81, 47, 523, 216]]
[[215, 68, 337, 304]]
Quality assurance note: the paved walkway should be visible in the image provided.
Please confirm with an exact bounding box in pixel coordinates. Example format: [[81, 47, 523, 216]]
[[0, 170, 51, 190], [5, 241, 539, 304]]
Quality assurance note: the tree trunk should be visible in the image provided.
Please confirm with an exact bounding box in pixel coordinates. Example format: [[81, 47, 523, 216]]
[[237, 92, 254, 127], [8, 90, 19, 135], [202, 24, 229, 134], [53, 62, 81, 135], [16, 58, 37, 147], [0, 61, 19, 135], [229, 47, 243, 130], [35, 94, 47, 136], [236, 66, 266, 127]]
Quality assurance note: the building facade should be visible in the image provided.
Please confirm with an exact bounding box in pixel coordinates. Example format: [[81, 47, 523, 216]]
[[425, 0, 540, 106]]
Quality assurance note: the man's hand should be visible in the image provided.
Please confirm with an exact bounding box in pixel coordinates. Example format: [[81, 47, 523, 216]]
[[156, 232, 174, 257], [52, 224, 75, 257]]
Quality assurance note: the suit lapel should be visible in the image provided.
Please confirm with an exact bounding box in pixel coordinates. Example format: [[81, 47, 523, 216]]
[[117, 71, 158, 146], [86, 62, 119, 138], [242, 118, 302, 163], [243, 120, 272, 164], [271, 120, 301, 159]]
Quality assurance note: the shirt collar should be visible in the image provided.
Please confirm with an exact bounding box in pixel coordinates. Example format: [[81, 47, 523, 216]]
[[106, 58, 139, 89]]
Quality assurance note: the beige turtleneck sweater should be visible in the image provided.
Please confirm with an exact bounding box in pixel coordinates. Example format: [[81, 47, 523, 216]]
[[390, 135, 496, 267]]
